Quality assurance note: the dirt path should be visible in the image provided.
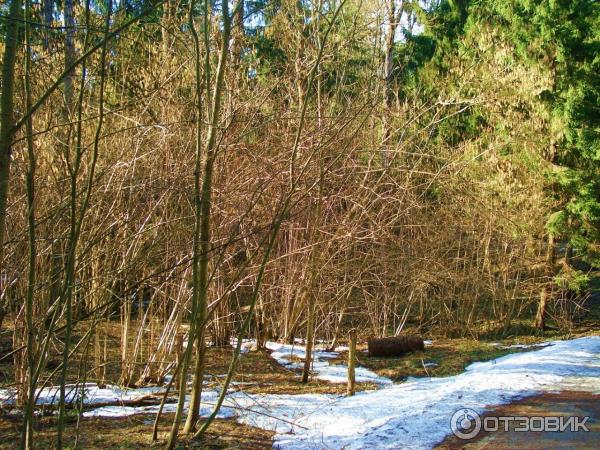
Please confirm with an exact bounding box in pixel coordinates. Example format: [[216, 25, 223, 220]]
[[437, 391, 599, 449]]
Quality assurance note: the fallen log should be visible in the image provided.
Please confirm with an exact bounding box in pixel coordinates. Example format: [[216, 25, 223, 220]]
[[367, 336, 424, 357]]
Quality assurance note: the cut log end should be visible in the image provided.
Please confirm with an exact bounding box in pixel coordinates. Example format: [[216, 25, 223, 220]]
[[367, 336, 424, 357]]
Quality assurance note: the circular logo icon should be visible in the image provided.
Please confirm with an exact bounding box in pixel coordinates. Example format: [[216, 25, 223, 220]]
[[450, 408, 481, 440]]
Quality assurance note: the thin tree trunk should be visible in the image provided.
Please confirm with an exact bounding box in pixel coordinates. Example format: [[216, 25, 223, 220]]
[[231, 0, 245, 77], [381, 0, 401, 168], [535, 234, 555, 330], [301, 289, 316, 383], [57, 1, 109, 446], [300, 193, 322, 384], [21, 0, 37, 446], [43, 0, 54, 49], [166, 0, 234, 444], [182, 0, 233, 435], [301, 4, 325, 382], [0, 0, 22, 330], [63, 0, 76, 114]]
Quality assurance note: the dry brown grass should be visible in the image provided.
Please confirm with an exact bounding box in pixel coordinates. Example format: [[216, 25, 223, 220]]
[[0, 413, 274, 449]]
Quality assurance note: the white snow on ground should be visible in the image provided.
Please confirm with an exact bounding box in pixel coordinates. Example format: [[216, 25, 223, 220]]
[[231, 338, 255, 354], [0, 383, 165, 408], [82, 390, 236, 419], [229, 338, 392, 384], [0, 339, 385, 407], [488, 341, 554, 350], [232, 336, 600, 449], [1, 337, 599, 449], [503, 342, 553, 349], [264, 341, 392, 385]]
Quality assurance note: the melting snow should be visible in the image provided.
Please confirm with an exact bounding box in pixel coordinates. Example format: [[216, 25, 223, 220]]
[[83, 390, 236, 419], [264, 341, 392, 385], [0, 383, 165, 407], [231, 336, 600, 449], [503, 342, 553, 349], [1, 336, 599, 449]]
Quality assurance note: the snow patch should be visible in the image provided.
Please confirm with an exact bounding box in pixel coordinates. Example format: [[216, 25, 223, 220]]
[[0, 383, 165, 408], [503, 342, 553, 349], [234, 336, 600, 449], [265, 341, 392, 385], [82, 390, 236, 419], [2, 337, 599, 449]]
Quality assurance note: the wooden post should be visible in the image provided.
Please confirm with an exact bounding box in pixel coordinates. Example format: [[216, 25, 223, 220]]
[[347, 329, 357, 396], [175, 333, 183, 389]]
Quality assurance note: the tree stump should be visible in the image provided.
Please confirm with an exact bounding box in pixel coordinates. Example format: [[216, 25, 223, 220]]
[[367, 336, 424, 357]]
